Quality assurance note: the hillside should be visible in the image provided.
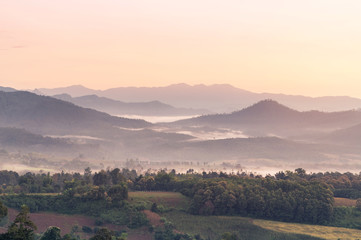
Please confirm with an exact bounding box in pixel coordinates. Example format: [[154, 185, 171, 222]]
[[53, 94, 211, 116], [319, 123, 361, 146], [0, 91, 150, 136], [0, 127, 67, 147]]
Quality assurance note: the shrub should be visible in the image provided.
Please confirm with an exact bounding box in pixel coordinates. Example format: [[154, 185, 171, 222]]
[[82, 226, 93, 233]]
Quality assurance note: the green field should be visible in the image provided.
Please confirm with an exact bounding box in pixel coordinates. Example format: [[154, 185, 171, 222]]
[[162, 211, 324, 240], [254, 219, 361, 240], [129, 191, 190, 211]]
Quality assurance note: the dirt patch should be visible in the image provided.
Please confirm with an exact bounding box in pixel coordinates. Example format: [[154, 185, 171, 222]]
[[143, 210, 163, 227]]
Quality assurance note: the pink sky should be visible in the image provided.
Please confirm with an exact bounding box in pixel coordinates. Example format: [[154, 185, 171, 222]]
[[1, 0, 361, 97]]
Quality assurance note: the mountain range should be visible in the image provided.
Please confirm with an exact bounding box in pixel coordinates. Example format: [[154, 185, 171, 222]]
[[52, 93, 211, 117], [35, 84, 361, 113], [1, 88, 361, 173]]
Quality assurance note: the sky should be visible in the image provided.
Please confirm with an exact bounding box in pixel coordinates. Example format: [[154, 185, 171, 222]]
[[1, 0, 361, 97]]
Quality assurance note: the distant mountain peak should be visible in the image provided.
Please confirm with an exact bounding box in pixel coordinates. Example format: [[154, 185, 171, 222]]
[[0, 86, 17, 92], [167, 83, 191, 88], [240, 99, 298, 114]]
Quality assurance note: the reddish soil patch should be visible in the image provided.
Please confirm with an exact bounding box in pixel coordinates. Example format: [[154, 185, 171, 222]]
[[143, 210, 163, 227]]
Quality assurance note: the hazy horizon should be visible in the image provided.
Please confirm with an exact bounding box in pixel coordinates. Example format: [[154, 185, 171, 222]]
[[3, 82, 361, 100]]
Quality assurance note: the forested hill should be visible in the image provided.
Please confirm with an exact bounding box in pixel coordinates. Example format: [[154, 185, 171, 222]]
[[0, 91, 151, 136]]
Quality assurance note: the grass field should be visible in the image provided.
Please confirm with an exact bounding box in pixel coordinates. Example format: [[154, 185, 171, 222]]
[[254, 219, 361, 240], [334, 197, 357, 207], [163, 211, 323, 240], [128, 191, 190, 210]]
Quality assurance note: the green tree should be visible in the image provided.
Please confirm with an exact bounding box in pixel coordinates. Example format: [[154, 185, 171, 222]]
[[356, 198, 361, 210], [40, 226, 61, 240], [6, 205, 37, 240], [0, 201, 8, 219], [90, 228, 112, 240], [93, 171, 108, 186], [107, 184, 128, 202]]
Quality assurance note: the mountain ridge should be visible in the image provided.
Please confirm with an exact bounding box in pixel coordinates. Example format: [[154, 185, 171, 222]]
[[52, 93, 212, 116], [0, 91, 151, 136], [34, 83, 361, 112]]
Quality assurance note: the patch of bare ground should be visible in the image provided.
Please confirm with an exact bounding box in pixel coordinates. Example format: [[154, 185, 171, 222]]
[[143, 210, 163, 227]]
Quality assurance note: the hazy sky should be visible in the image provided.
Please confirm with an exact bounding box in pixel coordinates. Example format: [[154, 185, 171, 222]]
[[1, 0, 361, 97]]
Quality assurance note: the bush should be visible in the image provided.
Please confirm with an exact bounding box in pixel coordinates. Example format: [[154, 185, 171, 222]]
[[82, 225, 93, 233], [95, 219, 104, 226], [151, 202, 158, 212]]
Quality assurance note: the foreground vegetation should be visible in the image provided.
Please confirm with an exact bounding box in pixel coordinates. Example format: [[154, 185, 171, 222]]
[[1, 168, 361, 239]]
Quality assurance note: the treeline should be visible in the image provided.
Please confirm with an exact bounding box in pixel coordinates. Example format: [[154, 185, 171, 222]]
[[274, 169, 361, 199], [0, 168, 133, 197], [132, 171, 333, 224], [0, 168, 335, 224]]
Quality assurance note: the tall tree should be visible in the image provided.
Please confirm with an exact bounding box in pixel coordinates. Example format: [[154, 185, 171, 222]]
[[4, 205, 37, 240], [40, 226, 62, 240], [0, 201, 7, 219]]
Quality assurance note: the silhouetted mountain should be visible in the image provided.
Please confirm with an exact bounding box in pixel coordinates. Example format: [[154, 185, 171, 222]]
[[35, 85, 96, 97], [170, 100, 361, 137], [0, 86, 17, 92], [37, 84, 361, 112], [52, 94, 211, 116], [0, 91, 150, 136]]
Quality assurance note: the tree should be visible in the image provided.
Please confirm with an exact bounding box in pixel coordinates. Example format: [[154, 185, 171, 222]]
[[6, 205, 37, 240], [0, 201, 7, 219], [93, 171, 109, 186], [356, 198, 361, 210], [151, 202, 158, 213], [90, 228, 112, 240], [40, 226, 61, 240], [107, 184, 128, 202], [84, 167, 92, 184], [109, 168, 125, 185]]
